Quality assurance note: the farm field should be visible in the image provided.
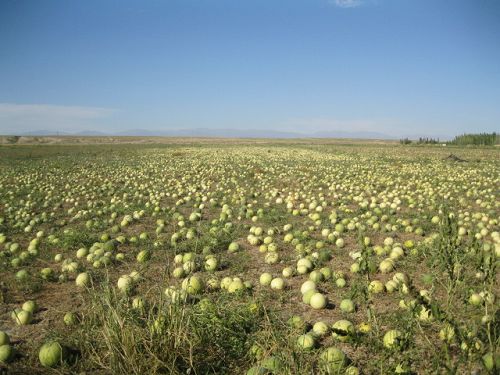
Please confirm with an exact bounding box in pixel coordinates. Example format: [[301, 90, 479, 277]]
[[0, 140, 498, 374]]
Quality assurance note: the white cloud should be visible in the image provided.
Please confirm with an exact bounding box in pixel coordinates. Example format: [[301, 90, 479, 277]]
[[330, 0, 364, 8], [0, 103, 115, 119]]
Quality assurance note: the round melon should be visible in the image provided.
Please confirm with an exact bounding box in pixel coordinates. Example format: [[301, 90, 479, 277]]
[[39, 341, 66, 367], [340, 299, 355, 313], [300, 280, 317, 295], [13, 309, 32, 325], [75, 272, 90, 287], [0, 331, 9, 346], [22, 300, 38, 314], [320, 347, 346, 372], [296, 334, 315, 350], [0, 344, 14, 363], [310, 292, 327, 309]]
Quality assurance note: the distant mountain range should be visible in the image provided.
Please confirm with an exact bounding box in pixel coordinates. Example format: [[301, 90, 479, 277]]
[[17, 128, 399, 139], [12, 128, 452, 140]]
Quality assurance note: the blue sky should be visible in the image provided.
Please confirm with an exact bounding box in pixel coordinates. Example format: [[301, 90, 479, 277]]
[[0, 0, 499, 137]]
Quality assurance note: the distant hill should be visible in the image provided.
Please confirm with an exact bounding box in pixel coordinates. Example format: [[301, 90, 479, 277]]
[[20, 130, 71, 136], [75, 130, 109, 136], [18, 128, 396, 139], [311, 130, 393, 139], [115, 128, 307, 138]]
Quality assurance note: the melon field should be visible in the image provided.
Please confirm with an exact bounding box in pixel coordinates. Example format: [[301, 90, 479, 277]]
[[0, 140, 498, 374]]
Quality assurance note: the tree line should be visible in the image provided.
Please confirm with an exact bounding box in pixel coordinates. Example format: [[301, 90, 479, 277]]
[[400, 132, 498, 146]]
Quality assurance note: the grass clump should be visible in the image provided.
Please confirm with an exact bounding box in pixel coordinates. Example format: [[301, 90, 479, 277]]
[[79, 283, 264, 374]]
